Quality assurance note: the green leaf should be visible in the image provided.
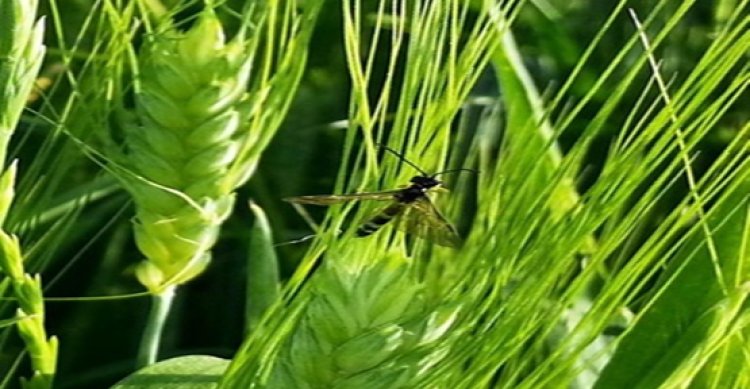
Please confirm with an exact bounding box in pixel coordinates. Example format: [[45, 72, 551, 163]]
[[594, 178, 750, 389], [245, 201, 280, 331], [112, 356, 229, 389], [488, 13, 579, 218], [692, 328, 750, 388]]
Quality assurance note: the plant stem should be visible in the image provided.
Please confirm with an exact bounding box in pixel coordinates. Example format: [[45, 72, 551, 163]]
[[137, 286, 176, 368]]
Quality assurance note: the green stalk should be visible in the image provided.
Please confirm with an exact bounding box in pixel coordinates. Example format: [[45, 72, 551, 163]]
[[136, 286, 176, 368]]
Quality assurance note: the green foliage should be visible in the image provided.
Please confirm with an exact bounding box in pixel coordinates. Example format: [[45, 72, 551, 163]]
[[0, 0, 748, 388], [120, 6, 256, 292], [245, 202, 280, 331], [0, 1, 56, 386], [262, 257, 461, 388], [0, 0, 45, 165], [224, 1, 750, 388], [112, 355, 229, 389]]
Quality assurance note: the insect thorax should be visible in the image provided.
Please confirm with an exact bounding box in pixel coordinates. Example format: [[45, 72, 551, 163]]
[[410, 175, 439, 187], [396, 175, 439, 203], [394, 186, 425, 203]]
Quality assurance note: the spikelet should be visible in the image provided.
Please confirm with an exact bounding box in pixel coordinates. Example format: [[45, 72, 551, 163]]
[[265, 258, 461, 388], [0, 165, 58, 389], [0, 1, 56, 387], [0, 0, 46, 166], [118, 8, 254, 292]]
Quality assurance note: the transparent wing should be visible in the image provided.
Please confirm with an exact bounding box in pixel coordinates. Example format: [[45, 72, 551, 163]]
[[283, 190, 401, 205], [355, 202, 406, 236], [396, 196, 461, 247]]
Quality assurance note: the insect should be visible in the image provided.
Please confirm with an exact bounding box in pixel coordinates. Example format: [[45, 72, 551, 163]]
[[284, 145, 474, 247]]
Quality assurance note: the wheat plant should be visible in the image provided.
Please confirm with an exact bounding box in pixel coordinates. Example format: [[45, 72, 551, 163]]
[[0, 1, 57, 388], [89, 1, 323, 367], [222, 0, 750, 388], [0, 0, 748, 388]]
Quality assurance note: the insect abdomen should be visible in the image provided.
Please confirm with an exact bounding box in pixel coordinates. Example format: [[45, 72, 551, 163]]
[[356, 203, 404, 237]]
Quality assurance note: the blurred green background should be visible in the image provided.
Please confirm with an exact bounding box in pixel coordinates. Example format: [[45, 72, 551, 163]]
[[2, 0, 745, 387]]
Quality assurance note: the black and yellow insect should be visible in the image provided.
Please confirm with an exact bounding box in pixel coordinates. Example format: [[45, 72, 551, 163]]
[[284, 146, 473, 247]]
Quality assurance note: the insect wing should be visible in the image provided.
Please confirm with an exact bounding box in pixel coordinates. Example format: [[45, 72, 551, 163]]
[[356, 202, 406, 237], [397, 196, 461, 247], [284, 190, 400, 205]]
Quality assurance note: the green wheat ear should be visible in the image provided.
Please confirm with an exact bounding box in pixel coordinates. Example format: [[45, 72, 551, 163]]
[[266, 256, 461, 388], [0, 0, 57, 387], [0, 0, 45, 166], [116, 8, 254, 293]]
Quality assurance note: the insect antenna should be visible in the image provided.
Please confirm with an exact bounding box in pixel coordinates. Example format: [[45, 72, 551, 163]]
[[431, 168, 478, 178], [376, 144, 477, 179], [376, 143, 430, 176]]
